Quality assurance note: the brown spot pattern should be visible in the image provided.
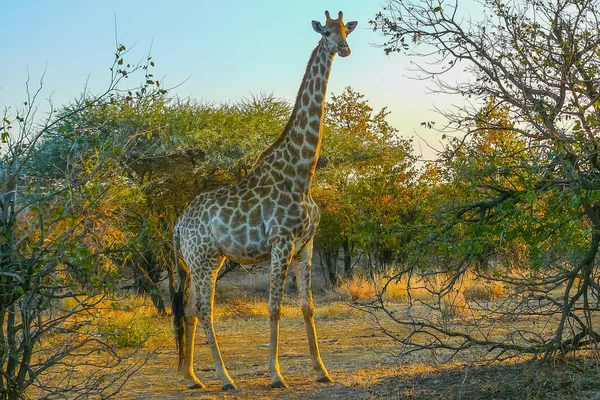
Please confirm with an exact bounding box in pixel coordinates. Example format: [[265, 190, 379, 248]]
[[173, 16, 352, 389]]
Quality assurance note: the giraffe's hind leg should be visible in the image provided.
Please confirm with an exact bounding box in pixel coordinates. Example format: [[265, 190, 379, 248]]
[[267, 240, 294, 389], [197, 256, 237, 390], [181, 316, 205, 389], [294, 239, 332, 383]]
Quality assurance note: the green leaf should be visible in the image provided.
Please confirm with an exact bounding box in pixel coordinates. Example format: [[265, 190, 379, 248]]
[[90, 275, 100, 287]]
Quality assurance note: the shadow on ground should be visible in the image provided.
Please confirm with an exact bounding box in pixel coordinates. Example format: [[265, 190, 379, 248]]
[[122, 356, 600, 400], [359, 358, 600, 400]]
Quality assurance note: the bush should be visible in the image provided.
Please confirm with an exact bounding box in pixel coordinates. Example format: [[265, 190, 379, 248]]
[[97, 316, 155, 348]]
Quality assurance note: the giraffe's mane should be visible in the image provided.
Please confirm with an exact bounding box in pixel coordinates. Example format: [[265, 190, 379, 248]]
[[248, 43, 322, 173]]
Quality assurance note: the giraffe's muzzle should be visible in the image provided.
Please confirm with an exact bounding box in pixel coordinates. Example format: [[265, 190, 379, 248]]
[[338, 42, 351, 57]]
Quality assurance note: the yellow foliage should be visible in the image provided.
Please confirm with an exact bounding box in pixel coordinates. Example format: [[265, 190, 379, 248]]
[[338, 275, 377, 301], [335, 271, 506, 320]]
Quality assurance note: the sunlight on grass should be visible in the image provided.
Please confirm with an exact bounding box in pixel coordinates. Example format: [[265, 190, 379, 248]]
[[93, 296, 171, 348], [213, 294, 359, 322], [338, 275, 377, 301], [334, 271, 506, 320]]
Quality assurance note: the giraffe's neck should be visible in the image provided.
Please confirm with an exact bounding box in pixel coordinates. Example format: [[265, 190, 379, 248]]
[[249, 39, 335, 193]]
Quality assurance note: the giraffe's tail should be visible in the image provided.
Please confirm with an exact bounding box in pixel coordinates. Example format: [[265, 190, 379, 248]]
[[170, 224, 187, 372]]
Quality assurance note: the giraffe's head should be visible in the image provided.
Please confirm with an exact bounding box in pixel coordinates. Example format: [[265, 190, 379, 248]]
[[312, 11, 358, 58]]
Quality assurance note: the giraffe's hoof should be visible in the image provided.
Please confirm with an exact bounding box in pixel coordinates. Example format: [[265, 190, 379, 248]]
[[187, 381, 206, 390], [270, 380, 289, 389], [221, 383, 237, 391], [316, 375, 333, 383]]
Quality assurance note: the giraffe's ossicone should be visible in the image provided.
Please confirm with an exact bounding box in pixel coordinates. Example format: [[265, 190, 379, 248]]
[[170, 10, 357, 391]]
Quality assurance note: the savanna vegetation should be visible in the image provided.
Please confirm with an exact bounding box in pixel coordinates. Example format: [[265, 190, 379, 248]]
[[4, 0, 600, 398]]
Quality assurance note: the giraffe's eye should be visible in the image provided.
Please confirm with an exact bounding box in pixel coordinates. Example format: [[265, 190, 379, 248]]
[[324, 31, 330, 37]]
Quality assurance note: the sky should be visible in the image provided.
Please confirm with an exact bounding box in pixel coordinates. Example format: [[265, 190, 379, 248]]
[[1, 0, 475, 160]]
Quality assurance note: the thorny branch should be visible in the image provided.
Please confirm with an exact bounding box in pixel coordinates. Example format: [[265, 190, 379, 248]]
[[367, 0, 600, 362]]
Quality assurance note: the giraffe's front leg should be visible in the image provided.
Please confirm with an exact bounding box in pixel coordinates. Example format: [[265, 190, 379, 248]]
[[294, 239, 333, 383], [268, 241, 293, 389]]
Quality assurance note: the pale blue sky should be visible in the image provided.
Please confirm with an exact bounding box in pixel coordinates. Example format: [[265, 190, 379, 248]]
[[1, 0, 474, 159]]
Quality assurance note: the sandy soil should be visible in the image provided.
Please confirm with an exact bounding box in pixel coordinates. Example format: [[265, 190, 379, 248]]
[[114, 302, 600, 400]]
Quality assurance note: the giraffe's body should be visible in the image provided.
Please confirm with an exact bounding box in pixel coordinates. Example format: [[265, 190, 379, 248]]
[[171, 11, 357, 390], [179, 180, 318, 267]]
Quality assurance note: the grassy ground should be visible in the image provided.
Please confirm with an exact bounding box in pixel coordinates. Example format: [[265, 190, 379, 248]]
[[106, 293, 600, 400], [38, 272, 600, 399]]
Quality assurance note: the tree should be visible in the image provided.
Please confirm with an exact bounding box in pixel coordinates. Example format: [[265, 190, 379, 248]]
[[0, 43, 158, 399], [71, 94, 291, 305], [368, 0, 600, 359], [315, 87, 417, 283]]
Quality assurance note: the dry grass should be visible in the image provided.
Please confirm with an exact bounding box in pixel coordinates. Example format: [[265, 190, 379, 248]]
[[89, 296, 171, 348], [40, 290, 600, 400], [112, 295, 600, 400], [333, 271, 507, 321], [335, 273, 437, 302], [336, 272, 505, 301], [214, 294, 359, 322], [463, 276, 506, 301], [28, 295, 171, 399], [35, 268, 600, 399], [40, 295, 170, 351], [216, 268, 328, 298], [337, 275, 377, 301]]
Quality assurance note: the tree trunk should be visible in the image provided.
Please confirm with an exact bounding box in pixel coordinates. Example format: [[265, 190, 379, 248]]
[[318, 248, 339, 287], [342, 236, 352, 278]]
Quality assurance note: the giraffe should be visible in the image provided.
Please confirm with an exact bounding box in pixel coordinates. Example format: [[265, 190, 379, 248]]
[[170, 10, 358, 390]]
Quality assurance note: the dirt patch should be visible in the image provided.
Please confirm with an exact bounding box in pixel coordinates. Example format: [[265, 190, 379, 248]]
[[108, 300, 600, 400]]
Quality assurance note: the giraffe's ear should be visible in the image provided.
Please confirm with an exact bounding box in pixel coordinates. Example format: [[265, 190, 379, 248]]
[[312, 20, 324, 34], [346, 21, 358, 34]]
